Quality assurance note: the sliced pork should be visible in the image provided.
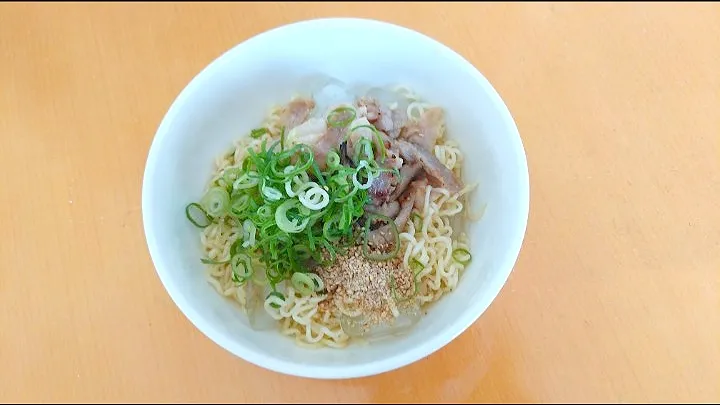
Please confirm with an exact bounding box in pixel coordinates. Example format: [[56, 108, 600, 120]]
[[387, 162, 421, 202], [365, 201, 400, 218], [357, 97, 404, 138], [366, 179, 425, 247], [398, 107, 444, 150], [393, 138, 462, 195], [312, 126, 346, 170], [278, 98, 315, 131]]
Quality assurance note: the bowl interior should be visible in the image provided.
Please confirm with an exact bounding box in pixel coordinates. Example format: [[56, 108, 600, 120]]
[[142, 18, 529, 379]]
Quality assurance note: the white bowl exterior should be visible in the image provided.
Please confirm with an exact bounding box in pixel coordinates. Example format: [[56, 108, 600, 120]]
[[142, 18, 529, 379]]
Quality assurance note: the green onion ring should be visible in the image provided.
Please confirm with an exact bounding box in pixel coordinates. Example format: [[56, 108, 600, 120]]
[[362, 213, 400, 261], [250, 128, 268, 138], [185, 203, 212, 228], [410, 258, 424, 275], [200, 187, 230, 217], [452, 248, 472, 265], [275, 199, 310, 234], [266, 291, 285, 309], [327, 106, 356, 128], [201, 258, 229, 265], [291, 272, 315, 295], [230, 253, 253, 284], [326, 150, 341, 170]]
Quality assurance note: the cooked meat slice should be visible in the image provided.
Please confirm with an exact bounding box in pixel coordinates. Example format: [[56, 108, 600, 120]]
[[384, 148, 404, 170], [394, 139, 462, 195], [312, 126, 345, 170], [408, 178, 428, 213], [387, 162, 421, 202], [393, 190, 416, 232], [357, 97, 379, 121], [357, 97, 404, 138], [368, 172, 396, 205], [365, 201, 400, 218], [366, 184, 418, 247], [398, 107, 444, 150], [286, 117, 326, 147], [278, 97, 315, 131], [386, 107, 407, 139]]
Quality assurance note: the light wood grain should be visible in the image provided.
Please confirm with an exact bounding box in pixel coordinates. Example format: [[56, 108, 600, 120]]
[[0, 3, 718, 403]]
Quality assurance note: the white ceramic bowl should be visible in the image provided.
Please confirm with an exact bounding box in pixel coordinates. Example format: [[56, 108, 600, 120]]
[[142, 17, 529, 379]]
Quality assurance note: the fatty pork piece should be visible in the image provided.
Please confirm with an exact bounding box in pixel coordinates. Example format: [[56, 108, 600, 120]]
[[277, 97, 316, 132], [357, 97, 405, 138], [365, 200, 400, 218], [393, 138, 462, 195], [398, 106, 444, 150], [366, 179, 427, 247], [287, 117, 347, 171]]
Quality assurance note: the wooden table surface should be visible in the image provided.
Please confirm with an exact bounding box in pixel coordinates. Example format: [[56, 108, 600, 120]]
[[1, 3, 718, 403]]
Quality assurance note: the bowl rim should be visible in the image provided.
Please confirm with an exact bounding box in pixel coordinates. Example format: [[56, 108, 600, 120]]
[[142, 16, 529, 379]]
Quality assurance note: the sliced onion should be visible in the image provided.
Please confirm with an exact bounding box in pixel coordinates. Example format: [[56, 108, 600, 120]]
[[339, 314, 366, 338], [363, 306, 421, 342]]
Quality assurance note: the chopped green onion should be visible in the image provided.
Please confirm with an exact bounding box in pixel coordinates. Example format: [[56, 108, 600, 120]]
[[275, 199, 310, 234], [266, 291, 285, 309], [200, 187, 230, 217], [279, 126, 286, 151], [261, 182, 283, 201], [185, 203, 212, 228], [322, 215, 343, 242], [242, 219, 257, 248], [291, 272, 315, 295], [299, 184, 330, 210], [230, 253, 253, 284], [229, 238, 244, 258], [257, 206, 272, 219], [186, 137, 370, 294], [326, 150, 341, 170], [321, 238, 337, 262], [327, 106, 356, 128], [223, 167, 242, 188], [352, 160, 375, 190], [410, 258, 424, 275], [266, 264, 285, 285], [250, 128, 268, 138], [333, 185, 359, 203], [271, 144, 314, 179], [310, 160, 327, 187], [233, 172, 259, 190], [201, 258, 229, 265], [354, 137, 374, 163], [307, 273, 325, 292], [294, 244, 311, 261], [452, 248, 472, 265], [229, 194, 251, 217], [349, 124, 387, 162], [362, 213, 400, 261]]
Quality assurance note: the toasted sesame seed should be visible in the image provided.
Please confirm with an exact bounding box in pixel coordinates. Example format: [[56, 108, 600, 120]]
[[317, 245, 414, 330]]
